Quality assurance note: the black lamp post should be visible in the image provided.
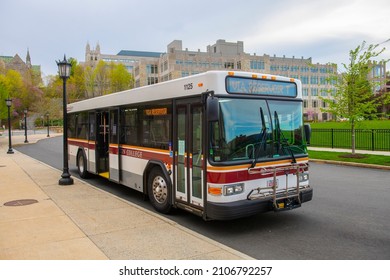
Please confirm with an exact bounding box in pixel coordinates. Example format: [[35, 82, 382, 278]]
[[46, 112, 50, 137], [5, 98, 14, 154], [24, 109, 29, 143], [57, 55, 73, 185]]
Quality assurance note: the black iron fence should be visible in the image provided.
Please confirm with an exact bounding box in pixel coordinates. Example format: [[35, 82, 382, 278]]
[[310, 129, 390, 151]]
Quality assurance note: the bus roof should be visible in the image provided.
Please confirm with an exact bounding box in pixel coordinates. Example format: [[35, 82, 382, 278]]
[[67, 71, 302, 113]]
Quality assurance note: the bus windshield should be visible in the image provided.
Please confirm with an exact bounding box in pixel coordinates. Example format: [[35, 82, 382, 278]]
[[210, 98, 307, 164]]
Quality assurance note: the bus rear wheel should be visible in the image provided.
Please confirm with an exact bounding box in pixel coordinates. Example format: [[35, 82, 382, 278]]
[[77, 151, 89, 179], [148, 167, 172, 214]]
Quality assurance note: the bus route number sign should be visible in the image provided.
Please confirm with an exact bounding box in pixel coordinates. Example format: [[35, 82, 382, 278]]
[[226, 76, 297, 97]]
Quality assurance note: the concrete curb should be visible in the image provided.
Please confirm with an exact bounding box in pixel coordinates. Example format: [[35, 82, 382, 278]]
[[309, 159, 390, 170]]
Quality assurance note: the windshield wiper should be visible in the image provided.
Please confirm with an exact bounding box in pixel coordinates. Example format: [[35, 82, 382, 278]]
[[274, 111, 296, 164], [250, 107, 268, 168]]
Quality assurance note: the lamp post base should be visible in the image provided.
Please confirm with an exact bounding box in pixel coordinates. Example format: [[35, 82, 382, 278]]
[[7, 148, 14, 154], [59, 172, 74, 185]]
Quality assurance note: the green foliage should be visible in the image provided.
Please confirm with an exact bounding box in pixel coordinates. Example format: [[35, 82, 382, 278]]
[[109, 63, 134, 93], [0, 69, 43, 122], [310, 120, 390, 129], [321, 40, 389, 153], [322, 41, 387, 122]]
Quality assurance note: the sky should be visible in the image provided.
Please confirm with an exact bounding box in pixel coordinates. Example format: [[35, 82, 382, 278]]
[[1, 0, 389, 77]]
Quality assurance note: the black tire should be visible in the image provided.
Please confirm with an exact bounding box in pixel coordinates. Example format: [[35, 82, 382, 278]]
[[77, 151, 90, 179], [148, 167, 172, 214]]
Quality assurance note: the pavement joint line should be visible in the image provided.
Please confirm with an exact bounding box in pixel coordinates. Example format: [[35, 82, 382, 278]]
[[12, 147, 255, 260]]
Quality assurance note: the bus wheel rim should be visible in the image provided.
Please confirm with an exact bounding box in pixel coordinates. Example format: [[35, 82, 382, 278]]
[[152, 175, 167, 204]]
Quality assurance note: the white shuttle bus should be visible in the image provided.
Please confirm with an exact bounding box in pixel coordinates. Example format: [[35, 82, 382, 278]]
[[67, 71, 312, 220]]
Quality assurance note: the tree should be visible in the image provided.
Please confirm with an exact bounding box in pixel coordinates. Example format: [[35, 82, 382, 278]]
[[108, 63, 134, 92], [93, 60, 109, 96], [321, 41, 388, 154]]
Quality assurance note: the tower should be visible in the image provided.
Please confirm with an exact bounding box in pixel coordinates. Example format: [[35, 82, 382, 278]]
[[26, 48, 31, 69]]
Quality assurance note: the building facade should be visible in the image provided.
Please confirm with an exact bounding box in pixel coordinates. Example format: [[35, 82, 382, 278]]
[[0, 50, 41, 79], [84, 40, 338, 121]]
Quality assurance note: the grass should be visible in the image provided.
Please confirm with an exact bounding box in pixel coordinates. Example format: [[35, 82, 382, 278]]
[[308, 120, 390, 150], [309, 120, 390, 129], [308, 150, 390, 167]]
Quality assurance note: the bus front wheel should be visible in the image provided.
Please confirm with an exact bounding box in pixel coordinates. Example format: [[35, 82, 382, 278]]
[[148, 167, 172, 214]]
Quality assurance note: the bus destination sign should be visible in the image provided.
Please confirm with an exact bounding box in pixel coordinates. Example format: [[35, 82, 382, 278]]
[[226, 76, 297, 97]]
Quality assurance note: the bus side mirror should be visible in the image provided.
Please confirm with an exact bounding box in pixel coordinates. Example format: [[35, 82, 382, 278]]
[[304, 123, 311, 145], [207, 96, 219, 122]]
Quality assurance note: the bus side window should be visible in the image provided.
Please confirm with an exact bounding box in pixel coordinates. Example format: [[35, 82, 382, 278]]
[[121, 108, 138, 145]]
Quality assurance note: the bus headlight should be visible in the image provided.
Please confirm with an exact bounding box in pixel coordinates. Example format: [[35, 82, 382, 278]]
[[299, 173, 309, 182], [224, 183, 244, 196]]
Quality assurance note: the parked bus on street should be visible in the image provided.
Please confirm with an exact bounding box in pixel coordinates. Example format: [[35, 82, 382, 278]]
[[67, 71, 312, 220]]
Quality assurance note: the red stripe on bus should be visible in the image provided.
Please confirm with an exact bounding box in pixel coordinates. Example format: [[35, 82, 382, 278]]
[[111, 145, 172, 163], [68, 139, 95, 149], [207, 166, 307, 184]]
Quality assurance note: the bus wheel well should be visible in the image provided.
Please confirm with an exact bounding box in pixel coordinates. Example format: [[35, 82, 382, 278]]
[[145, 162, 173, 214], [143, 161, 171, 195]]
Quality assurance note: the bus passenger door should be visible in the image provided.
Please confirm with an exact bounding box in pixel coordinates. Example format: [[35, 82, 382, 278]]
[[175, 100, 204, 209], [109, 109, 120, 182], [88, 112, 96, 173], [96, 111, 109, 178]]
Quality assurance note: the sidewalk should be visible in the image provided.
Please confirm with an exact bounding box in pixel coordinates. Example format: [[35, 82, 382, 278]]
[[0, 134, 253, 260]]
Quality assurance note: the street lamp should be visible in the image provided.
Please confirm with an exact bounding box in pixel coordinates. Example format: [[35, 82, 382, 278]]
[[24, 108, 29, 143], [57, 55, 73, 185], [5, 98, 14, 154], [46, 112, 50, 137]]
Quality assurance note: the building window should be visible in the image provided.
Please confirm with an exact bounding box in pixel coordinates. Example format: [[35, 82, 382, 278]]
[[147, 64, 158, 74], [224, 62, 234, 69], [148, 77, 158, 85], [301, 76, 309, 84], [250, 60, 265, 70]]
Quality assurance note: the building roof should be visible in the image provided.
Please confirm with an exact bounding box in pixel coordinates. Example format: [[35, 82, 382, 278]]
[[117, 50, 163, 58], [0, 55, 14, 63]]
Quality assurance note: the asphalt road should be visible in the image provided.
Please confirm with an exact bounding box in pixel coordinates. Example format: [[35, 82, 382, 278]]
[[16, 136, 390, 259]]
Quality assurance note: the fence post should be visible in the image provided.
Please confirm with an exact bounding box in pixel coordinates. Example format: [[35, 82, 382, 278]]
[[371, 129, 375, 151], [331, 128, 334, 149]]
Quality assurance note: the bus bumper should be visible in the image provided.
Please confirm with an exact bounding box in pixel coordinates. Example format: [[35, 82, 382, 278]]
[[206, 188, 313, 220]]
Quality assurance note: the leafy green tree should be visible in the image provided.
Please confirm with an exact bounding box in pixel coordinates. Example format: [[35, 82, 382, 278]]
[[0, 75, 9, 121], [68, 63, 86, 102], [93, 60, 110, 96], [108, 63, 134, 92], [321, 41, 389, 154]]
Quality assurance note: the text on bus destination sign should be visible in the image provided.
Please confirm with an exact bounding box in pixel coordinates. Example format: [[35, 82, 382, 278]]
[[226, 76, 297, 97]]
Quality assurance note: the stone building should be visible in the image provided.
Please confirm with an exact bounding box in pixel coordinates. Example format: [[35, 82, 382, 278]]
[[84, 40, 338, 121], [0, 49, 41, 81]]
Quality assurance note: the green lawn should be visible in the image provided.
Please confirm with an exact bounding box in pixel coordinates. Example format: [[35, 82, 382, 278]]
[[309, 120, 390, 129], [308, 120, 390, 150], [308, 150, 390, 167]]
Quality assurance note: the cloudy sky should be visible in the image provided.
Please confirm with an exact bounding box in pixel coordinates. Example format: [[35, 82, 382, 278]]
[[1, 0, 389, 77]]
